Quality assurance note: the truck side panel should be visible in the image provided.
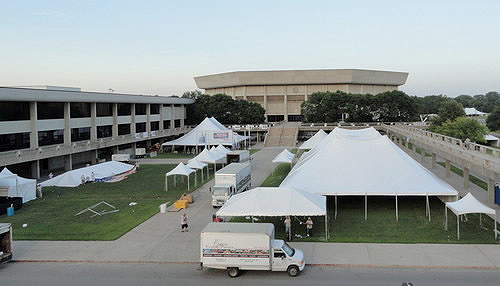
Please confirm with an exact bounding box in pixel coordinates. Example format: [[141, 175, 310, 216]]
[[201, 232, 272, 271]]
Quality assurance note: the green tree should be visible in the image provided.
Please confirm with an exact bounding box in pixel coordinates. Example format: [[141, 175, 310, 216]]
[[486, 106, 500, 131], [454, 95, 474, 108], [433, 117, 489, 143], [182, 90, 203, 99], [438, 100, 465, 122]]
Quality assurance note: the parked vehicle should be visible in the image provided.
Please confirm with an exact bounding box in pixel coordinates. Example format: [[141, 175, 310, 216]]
[[211, 163, 251, 207], [226, 150, 250, 163], [200, 223, 305, 277], [111, 154, 131, 162], [135, 148, 146, 158], [0, 223, 12, 263]]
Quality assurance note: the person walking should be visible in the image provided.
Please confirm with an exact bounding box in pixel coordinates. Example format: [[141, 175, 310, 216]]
[[306, 217, 313, 237], [284, 216, 292, 240], [181, 213, 188, 232]]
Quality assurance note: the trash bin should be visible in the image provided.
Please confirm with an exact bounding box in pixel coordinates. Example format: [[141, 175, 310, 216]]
[[6, 207, 14, 216], [159, 203, 167, 213]]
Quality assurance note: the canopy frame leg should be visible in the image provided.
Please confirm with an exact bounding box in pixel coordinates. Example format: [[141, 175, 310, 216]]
[[495, 214, 498, 239], [335, 195, 338, 219], [395, 194, 399, 222], [187, 174, 190, 191], [426, 195, 431, 222], [364, 194, 367, 221], [325, 212, 328, 241], [444, 203, 448, 231], [457, 214, 460, 240], [165, 175, 168, 192]]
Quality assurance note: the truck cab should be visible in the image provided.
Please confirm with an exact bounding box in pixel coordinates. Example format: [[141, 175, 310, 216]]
[[211, 185, 234, 207], [271, 239, 305, 275]]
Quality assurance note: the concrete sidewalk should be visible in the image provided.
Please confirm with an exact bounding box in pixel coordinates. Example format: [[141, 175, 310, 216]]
[[11, 147, 500, 269]]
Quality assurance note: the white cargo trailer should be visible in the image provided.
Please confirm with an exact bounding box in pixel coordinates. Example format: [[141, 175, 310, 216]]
[[0, 223, 12, 264], [200, 223, 305, 277], [211, 163, 251, 207]]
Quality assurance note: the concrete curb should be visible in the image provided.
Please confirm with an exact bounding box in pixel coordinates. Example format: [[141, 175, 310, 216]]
[[11, 260, 500, 270]]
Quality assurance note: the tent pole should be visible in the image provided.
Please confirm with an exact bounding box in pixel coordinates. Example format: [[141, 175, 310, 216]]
[[174, 174, 176, 187], [444, 204, 448, 231], [187, 175, 190, 191], [334, 195, 337, 219], [480, 213, 482, 228], [426, 195, 431, 222], [495, 215, 497, 239], [395, 194, 399, 222], [457, 214, 460, 240], [165, 175, 168, 192], [364, 194, 367, 221], [325, 212, 328, 241]]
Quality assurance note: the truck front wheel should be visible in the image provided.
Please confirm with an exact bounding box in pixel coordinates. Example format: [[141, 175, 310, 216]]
[[227, 267, 240, 278], [287, 265, 299, 277]]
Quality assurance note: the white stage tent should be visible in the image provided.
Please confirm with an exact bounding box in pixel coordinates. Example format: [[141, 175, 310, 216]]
[[299, 129, 327, 150], [216, 187, 328, 239], [272, 149, 295, 164], [280, 127, 458, 220], [40, 161, 135, 188], [161, 117, 248, 148], [445, 193, 497, 240], [0, 168, 36, 203], [165, 163, 195, 192]]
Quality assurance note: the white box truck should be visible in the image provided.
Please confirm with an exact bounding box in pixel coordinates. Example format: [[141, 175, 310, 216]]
[[200, 223, 305, 277], [0, 223, 12, 264], [211, 162, 251, 207], [226, 150, 250, 163]]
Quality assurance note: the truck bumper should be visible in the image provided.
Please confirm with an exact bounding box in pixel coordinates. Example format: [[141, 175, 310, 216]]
[[0, 253, 12, 264]]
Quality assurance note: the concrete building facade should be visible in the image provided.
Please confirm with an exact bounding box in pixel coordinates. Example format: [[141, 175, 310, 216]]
[[0, 86, 193, 179], [194, 69, 409, 122]]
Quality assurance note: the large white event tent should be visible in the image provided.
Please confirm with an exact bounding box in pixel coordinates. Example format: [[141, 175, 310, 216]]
[[165, 163, 195, 192], [0, 168, 36, 203], [280, 127, 458, 221], [272, 149, 295, 165], [464, 107, 487, 116], [40, 161, 135, 188], [216, 187, 328, 239], [445, 193, 497, 240], [161, 117, 248, 149], [187, 158, 208, 181], [299, 129, 327, 150]]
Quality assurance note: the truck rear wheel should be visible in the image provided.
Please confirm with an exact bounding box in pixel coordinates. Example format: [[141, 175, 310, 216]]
[[227, 267, 240, 278], [287, 265, 299, 277]]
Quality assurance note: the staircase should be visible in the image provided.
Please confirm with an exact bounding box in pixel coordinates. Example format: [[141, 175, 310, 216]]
[[264, 123, 298, 147]]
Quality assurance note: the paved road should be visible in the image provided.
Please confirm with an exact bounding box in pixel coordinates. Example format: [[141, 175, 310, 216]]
[[2, 262, 500, 286]]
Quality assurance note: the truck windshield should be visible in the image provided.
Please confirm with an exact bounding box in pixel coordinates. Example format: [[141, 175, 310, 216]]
[[212, 186, 229, 196], [282, 242, 295, 257]]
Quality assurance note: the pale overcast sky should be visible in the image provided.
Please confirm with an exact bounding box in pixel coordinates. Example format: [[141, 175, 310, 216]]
[[1, 0, 499, 97]]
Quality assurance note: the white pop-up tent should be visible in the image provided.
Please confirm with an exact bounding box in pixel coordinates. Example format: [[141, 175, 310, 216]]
[[161, 117, 248, 148], [0, 168, 36, 203], [193, 148, 225, 174], [165, 163, 195, 192], [216, 144, 231, 155], [187, 158, 208, 182], [272, 149, 295, 165], [40, 161, 135, 188], [299, 129, 327, 150], [216, 187, 328, 239], [210, 146, 227, 164], [445, 193, 497, 240], [281, 128, 458, 221]]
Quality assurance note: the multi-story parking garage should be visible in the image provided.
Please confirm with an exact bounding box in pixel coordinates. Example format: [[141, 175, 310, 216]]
[[194, 69, 409, 122], [0, 86, 193, 179]]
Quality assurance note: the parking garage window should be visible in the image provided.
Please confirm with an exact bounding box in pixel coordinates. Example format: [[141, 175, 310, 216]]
[[0, 102, 30, 121], [37, 102, 64, 119], [97, 103, 113, 116], [38, 130, 64, 146], [0, 132, 30, 152], [97, 125, 112, 138], [70, 103, 91, 118]]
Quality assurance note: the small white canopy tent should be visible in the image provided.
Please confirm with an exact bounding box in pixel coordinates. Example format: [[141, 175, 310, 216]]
[[194, 148, 225, 174], [161, 117, 248, 148], [0, 168, 36, 203], [272, 149, 295, 164], [210, 146, 227, 164], [445, 193, 497, 240], [216, 187, 328, 239], [187, 158, 208, 182], [299, 129, 327, 150], [216, 144, 231, 155], [464, 107, 487, 116], [165, 163, 195, 192], [40, 161, 135, 188]]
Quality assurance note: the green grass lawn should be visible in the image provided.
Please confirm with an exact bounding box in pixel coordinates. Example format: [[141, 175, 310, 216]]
[[152, 152, 195, 159], [436, 162, 488, 190], [260, 164, 292, 187], [232, 196, 498, 244], [1, 164, 213, 241]]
